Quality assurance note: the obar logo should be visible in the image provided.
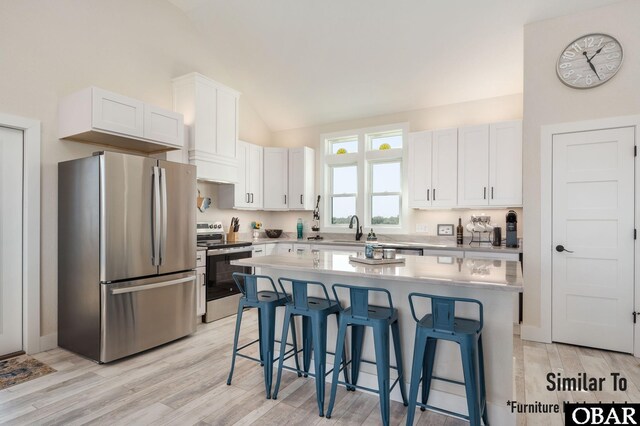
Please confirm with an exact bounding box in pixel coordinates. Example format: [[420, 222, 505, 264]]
[[566, 403, 640, 425]]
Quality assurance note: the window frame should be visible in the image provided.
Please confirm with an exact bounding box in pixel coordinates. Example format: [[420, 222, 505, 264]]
[[369, 159, 403, 227], [320, 123, 408, 234], [328, 164, 358, 226]]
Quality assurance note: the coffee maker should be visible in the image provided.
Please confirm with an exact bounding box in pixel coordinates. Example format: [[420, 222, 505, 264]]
[[506, 210, 518, 248]]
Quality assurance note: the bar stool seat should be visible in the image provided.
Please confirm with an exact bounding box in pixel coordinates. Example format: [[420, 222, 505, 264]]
[[272, 277, 350, 418], [326, 284, 408, 426], [406, 293, 488, 426], [226, 273, 301, 400]]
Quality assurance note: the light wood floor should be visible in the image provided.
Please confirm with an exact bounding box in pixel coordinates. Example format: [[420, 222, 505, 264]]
[[0, 311, 638, 426]]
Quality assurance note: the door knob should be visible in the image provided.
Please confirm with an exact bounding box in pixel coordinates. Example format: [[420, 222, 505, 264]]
[[555, 245, 574, 253]]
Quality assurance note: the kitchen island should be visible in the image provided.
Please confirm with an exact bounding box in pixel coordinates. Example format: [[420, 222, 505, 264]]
[[233, 250, 522, 424]]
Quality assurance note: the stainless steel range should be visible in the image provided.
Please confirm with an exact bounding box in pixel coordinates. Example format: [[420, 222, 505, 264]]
[[197, 222, 253, 323]]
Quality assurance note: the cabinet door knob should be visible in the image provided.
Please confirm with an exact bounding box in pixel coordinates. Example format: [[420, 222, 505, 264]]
[[483, 187, 487, 199], [491, 187, 494, 199], [300, 194, 303, 205]]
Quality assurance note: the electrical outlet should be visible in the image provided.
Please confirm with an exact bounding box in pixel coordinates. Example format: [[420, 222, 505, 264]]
[[437, 224, 455, 236], [415, 224, 428, 233]]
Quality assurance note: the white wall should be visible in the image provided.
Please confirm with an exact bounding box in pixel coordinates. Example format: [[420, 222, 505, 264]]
[[0, 0, 271, 338], [522, 0, 640, 329]]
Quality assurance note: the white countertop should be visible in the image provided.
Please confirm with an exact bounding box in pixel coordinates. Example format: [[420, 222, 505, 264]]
[[233, 250, 523, 292]]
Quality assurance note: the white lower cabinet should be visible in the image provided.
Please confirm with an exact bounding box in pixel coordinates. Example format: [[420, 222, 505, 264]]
[[252, 244, 266, 257], [294, 243, 310, 254], [275, 243, 293, 255], [196, 250, 206, 318]]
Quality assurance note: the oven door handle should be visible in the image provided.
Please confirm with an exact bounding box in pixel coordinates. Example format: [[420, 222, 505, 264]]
[[207, 246, 254, 256]]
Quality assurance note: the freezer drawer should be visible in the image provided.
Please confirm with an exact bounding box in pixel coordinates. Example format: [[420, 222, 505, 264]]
[[100, 271, 196, 363]]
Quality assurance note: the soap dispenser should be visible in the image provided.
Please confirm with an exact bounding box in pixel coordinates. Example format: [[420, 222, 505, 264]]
[[297, 218, 304, 240]]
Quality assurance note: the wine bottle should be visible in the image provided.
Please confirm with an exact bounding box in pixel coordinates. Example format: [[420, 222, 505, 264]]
[[456, 218, 464, 245]]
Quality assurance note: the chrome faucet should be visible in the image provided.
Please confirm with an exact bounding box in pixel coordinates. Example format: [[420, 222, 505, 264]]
[[348, 215, 363, 241]]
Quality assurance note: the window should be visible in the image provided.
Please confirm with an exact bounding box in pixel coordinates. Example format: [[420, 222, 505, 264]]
[[368, 130, 403, 150], [321, 124, 407, 231], [370, 161, 401, 225], [330, 165, 357, 224], [328, 135, 358, 154]]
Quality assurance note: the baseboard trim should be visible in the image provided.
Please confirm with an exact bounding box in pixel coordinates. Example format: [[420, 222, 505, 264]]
[[520, 325, 551, 343], [39, 333, 58, 352]]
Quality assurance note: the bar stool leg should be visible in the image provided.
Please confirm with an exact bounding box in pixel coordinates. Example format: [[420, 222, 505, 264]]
[[302, 316, 313, 377], [257, 310, 264, 366], [289, 315, 302, 377], [390, 320, 408, 406], [406, 329, 427, 426], [421, 337, 438, 408], [272, 308, 293, 400], [326, 318, 349, 419], [478, 335, 488, 425], [461, 339, 481, 426], [373, 324, 391, 426], [312, 317, 328, 417], [259, 304, 277, 399], [335, 313, 351, 389], [227, 302, 245, 386], [350, 324, 365, 386]]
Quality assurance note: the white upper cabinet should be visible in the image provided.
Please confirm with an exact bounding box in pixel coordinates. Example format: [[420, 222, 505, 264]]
[[457, 120, 522, 207], [91, 88, 144, 138], [219, 140, 263, 209], [59, 87, 184, 153], [431, 128, 458, 207], [458, 124, 490, 206], [408, 120, 521, 209], [407, 129, 457, 208], [172, 73, 240, 183], [288, 147, 315, 210], [408, 131, 432, 208], [263, 147, 289, 210], [489, 120, 522, 206]]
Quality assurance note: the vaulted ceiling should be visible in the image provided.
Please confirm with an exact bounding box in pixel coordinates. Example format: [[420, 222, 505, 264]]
[[168, 0, 624, 131]]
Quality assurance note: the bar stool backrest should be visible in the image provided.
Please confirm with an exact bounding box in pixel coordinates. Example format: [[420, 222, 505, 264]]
[[232, 273, 280, 303], [408, 293, 484, 334], [278, 277, 331, 310], [332, 284, 394, 321]]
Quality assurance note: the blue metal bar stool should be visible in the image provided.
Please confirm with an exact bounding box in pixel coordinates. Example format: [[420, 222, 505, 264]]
[[405, 293, 487, 426], [226, 273, 301, 399], [272, 277, 350, 417], [326, 284, 409, 426]]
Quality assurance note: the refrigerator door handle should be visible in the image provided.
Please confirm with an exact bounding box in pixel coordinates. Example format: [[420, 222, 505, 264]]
[[152, 166, 161, 266], [159, 167, 168, 265], [110, 275, 196, 295]]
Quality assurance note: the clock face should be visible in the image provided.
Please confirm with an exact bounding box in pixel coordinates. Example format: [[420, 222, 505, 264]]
[[556, 33, 623, 89]]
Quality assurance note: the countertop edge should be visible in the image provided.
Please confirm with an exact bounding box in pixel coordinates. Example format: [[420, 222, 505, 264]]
[[233, 258, 524, 293]]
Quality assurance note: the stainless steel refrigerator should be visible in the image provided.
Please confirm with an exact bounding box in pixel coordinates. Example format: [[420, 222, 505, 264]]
[[58, 151, 197, 363]]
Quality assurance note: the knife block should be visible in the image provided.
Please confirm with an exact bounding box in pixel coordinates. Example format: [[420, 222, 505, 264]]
[[227, 231, 238, 242]]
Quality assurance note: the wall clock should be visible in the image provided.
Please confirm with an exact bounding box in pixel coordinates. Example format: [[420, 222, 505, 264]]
[[556, 33, 623, 89]]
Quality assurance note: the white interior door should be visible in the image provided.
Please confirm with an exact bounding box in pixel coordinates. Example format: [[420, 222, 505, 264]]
[[0, 126, 23, 356], [552, 127, 635, 353]]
